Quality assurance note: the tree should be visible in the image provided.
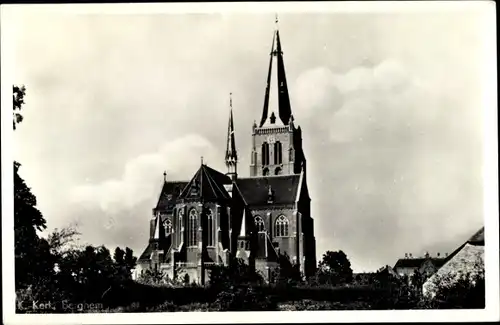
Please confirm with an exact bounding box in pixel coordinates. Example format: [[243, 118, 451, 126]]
[[209, 257, 263, 291], [315, 250, 353, 286], [13, 84, 26, 130], [124, 247, 137, 272], [14, 161, 48, 289], [272, 252, 303, 285]]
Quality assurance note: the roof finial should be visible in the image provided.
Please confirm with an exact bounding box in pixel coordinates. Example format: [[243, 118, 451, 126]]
[[163, 171, 167, 182], [230, 92, 233, 108], [201, 156, 204, 165], [275, 13, 279, 28]]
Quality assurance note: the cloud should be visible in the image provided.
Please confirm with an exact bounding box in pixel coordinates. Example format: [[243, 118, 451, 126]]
[[291, 59, 483, 271], [69, 134, 219, 213]]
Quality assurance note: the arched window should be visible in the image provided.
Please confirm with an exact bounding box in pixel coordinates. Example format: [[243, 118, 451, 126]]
[[261, 142, 269, 166], [207, 209, 214, 246], [163, 218, 172, 236], [289, 148, 295, 162], [275, 215, 289, 237], [263, 167, 269, 176], [274, 141, 282, 165], [254, 216, 265, 232], [178, 208, 184, 244], [275, 167, 282, 175], [188, 209, 198, 246]]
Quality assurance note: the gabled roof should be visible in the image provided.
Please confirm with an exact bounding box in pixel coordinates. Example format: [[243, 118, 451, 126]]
[[467, 227, 484, 245], [179, 164, 232, 201], [442, 226, 485, 264], [236, 175, 301, 206], [155, 181, 189, 211], [394, 257, 447, 269]]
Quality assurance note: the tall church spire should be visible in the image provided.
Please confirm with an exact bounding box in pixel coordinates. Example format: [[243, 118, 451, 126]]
[[259, 16, 292, 127], [225, 92, 238, 178]]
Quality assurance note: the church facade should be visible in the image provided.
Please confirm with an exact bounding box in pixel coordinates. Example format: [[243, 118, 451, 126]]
[[136, 24, 316, 284]]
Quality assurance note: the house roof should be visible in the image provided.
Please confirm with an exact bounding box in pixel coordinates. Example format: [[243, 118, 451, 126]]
[[155, 181, 189, 211], [179, 164, 232, 201], [393, 257, 447, 269], [467, 227, 484, 246], [441, 226, 485, 265], [236, 174, 301, 206], [423, 243, 485, 297]]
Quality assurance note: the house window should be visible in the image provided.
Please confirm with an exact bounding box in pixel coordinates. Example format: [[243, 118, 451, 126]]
[[163, 218, 172, 236], [188, 208, 198, 246], [261, 142, 270, 166], [207, 209, 214, 246], [275, 215, 289, 237], [254, 216, 265, 232], [274, 141, 282, 165]]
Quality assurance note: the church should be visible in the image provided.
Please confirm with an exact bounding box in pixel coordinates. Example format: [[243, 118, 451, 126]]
[[136, 21, 316, 284]]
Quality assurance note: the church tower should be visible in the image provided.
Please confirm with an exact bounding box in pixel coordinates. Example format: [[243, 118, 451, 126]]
[[250, 17, 306, 177], [225, 93, 238, 180]]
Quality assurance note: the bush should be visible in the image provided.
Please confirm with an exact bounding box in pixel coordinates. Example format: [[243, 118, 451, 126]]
[[214, 286, 277, 311], [423, 272, 485, 309]]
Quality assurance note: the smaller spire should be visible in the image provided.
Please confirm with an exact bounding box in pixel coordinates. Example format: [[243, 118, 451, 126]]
[[239, 209, 247, 237], [225, 92, 238, 177]]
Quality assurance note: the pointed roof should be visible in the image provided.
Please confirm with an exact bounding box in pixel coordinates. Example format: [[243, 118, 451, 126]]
[[155, 180, 189, 211], [225, 93, 238, 163], [259, 22, 292, 127], [239, 209, 247, 237], [179, 164, 232, 201]]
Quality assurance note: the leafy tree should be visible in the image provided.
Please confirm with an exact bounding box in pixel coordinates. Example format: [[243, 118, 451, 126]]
[[114, 247, 125, 265], [315, 250, 353, 286], [124, 247, 137, 272], [14, 161, 48, 289], [13, 84, 26, 130], [112, 247, 137, 281], [272, 252, 303, 285], [209, 257, 263, 291]]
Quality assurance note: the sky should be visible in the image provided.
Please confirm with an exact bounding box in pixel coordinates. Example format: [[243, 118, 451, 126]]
[[5, 4, 492, 272]]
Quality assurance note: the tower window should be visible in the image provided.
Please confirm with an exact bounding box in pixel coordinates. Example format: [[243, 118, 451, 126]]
[[261, 142, 270, 166], [263, 167, 269, 176], [254, 216, 265, 232], [188, 208, 198, 246], [275, 215, 289, 237], [207, 209, 214, 246], [275, 167, 282, 175], [274, 141, 282, 165], [163, 218, 172, 236]]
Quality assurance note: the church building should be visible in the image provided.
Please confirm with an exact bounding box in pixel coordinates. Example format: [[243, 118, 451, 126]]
[[136, 21, 316, 284]]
